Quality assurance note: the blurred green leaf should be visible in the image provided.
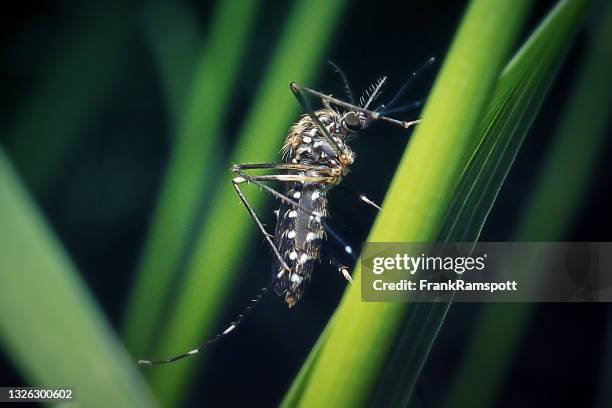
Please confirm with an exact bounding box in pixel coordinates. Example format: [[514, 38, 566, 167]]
[[0, 148, 156, 408], [123, 0, 259, 357], [282, 0, 533, 406], [143, 0, 348, 405]]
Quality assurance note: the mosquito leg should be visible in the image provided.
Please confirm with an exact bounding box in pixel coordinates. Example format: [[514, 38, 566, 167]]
[[231, 176, 291, 278], [324, 223, 357, 262], [139, 286, 270, 365], [242, 174, 334, 183], [337, 185, 382, 211], [359, 194, 382, 211], [232, 162, 333, 174], [232, 169, 328, 213], [323, 252, 353, 284], [289, 82, 343, 156]]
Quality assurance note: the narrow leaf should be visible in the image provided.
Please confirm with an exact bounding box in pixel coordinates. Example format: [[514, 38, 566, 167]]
[[0, 148, 156, 407]]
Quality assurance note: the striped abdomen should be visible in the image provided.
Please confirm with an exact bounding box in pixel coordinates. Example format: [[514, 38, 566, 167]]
[[272, 181, 327, 306]]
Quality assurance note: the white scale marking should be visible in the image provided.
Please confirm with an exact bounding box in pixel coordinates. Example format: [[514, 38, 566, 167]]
[[288, 210, 297, 218], [287, 230, 296, 239], [311, 191, 320, 200]]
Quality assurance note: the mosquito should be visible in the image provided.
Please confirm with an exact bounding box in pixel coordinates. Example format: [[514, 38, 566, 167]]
[[138, 57, 435, 365]]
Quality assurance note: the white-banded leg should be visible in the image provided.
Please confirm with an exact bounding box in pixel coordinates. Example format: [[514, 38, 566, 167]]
[[325, 253, 353, 284], [138, 286, 270, 365], [359, 194, 382, 211], [337, 185, 382, 212], [231, 167, 331, 215], [232, 162, 333, 174], [289, 82, 344, 156]]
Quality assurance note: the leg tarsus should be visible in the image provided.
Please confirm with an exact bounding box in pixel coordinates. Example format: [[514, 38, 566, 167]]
[[327, 254, 353, 285], [359, 193, 382, 211]]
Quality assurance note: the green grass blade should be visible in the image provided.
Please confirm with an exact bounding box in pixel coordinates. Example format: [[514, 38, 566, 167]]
[[4, 3, 130, 195], [441, 0, 592, 243], [375, 1, 593, 402], [281, 1, 532, 406], [145, 0, 347, 404], [445, 2, 608, 407], [0, 148, 156, 408], [122, 0, 259, 357]]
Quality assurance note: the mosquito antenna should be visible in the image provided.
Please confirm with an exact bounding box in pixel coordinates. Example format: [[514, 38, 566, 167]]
[[328, 60, 355, 105], [384, 56, 436, 110], [360, 76, 387, 109], [138, 286, 270, 365]]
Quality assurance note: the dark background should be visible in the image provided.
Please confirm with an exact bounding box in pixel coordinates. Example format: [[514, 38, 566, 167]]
[[1, 0, 610, 406]]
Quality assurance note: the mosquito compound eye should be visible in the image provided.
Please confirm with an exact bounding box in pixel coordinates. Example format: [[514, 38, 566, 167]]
[[343, 112, 362, 132]]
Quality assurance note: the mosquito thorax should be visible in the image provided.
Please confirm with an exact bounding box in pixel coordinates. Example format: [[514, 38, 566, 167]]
[[282, 109, 355, 178]]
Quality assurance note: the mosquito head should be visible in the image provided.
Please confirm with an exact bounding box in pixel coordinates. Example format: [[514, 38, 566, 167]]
[[342, 111, 368, 133]]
